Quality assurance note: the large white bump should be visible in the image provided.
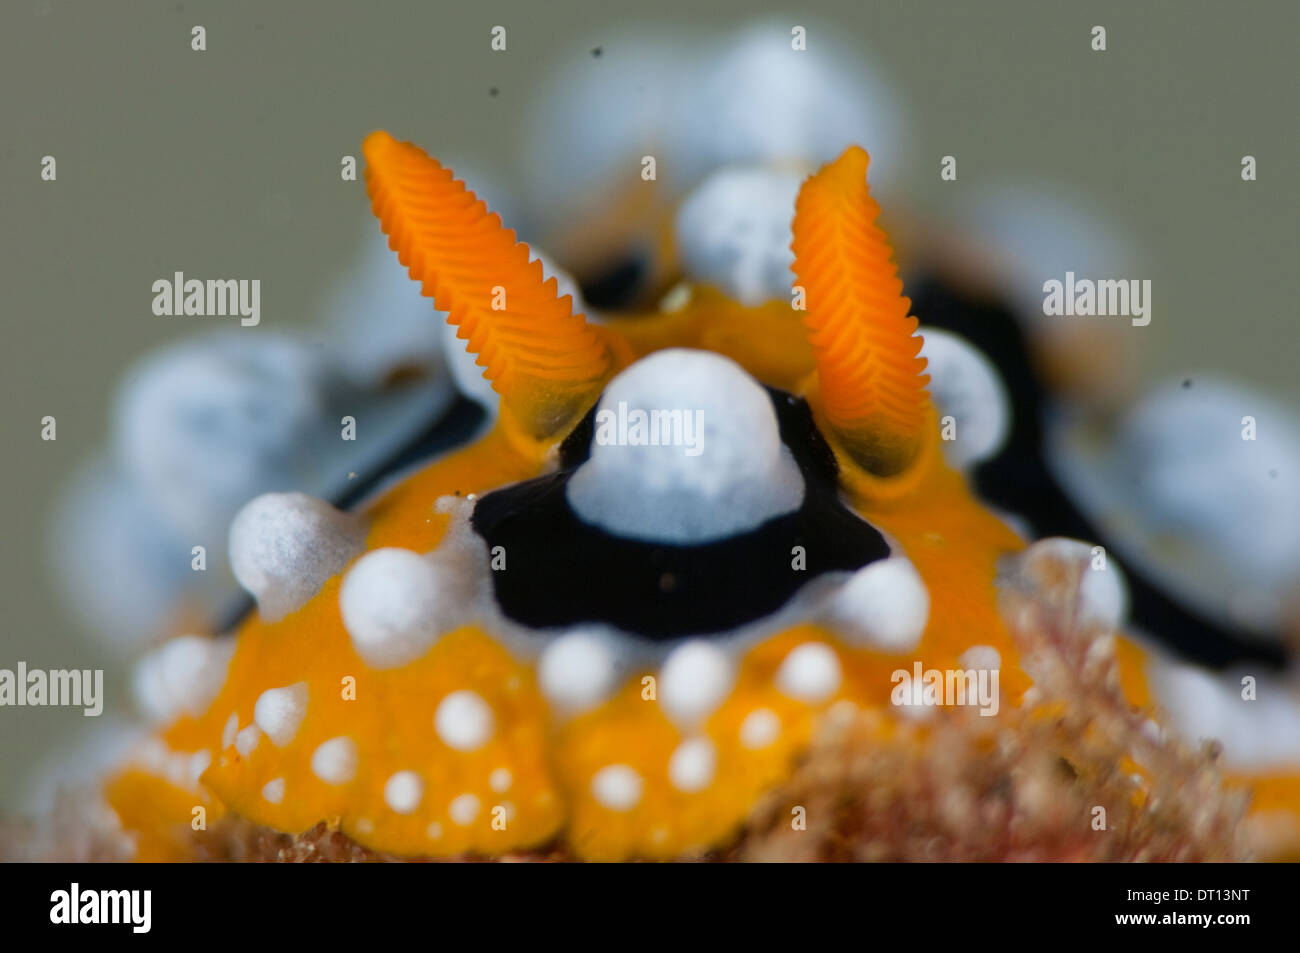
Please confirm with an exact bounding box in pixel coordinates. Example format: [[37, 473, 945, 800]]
[[538, 630, 619, 713], [674, 20, 905, 190], [132, 635, 235, 724], [675, 166, 803, 306], [1019, 537, 1129, 632], [1147, 659, 1300, 771], [228, 492, 365, 622], [918, 328, 1010, 469], [566, 349, 804, 544], [775, 642, 842, 703], [826, 557, 930, 652], [339, 547, 461, 669], [1118, 379, 1300, 589], [658, 640, 734, 728], [116, 334, 336, 544]]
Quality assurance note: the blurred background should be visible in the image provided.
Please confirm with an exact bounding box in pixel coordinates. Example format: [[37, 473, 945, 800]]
[[1, 0, 1296, 810]]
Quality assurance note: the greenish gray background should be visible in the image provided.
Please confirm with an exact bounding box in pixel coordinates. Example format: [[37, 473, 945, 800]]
[[1, 0, 1295, 810]]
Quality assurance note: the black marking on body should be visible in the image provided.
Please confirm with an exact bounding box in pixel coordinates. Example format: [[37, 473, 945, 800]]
[[331, 395, 486, 512], [907, 273, 1287, 671], [472, 389, 889, 639], [578, 252, 648, 311], [213, 395, 487, 635]]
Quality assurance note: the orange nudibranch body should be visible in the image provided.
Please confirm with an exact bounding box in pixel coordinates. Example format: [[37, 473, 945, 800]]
[[103, 140, 1300, 862]]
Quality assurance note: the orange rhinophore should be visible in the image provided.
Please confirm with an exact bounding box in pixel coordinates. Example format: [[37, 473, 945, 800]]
[[364, 131, 614, 440], [791, 145, 931, 476]]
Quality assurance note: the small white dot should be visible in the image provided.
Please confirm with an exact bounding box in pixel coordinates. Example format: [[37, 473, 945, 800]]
[[959, 645, 1001, 672], [739, 708, 781, 749], [434, 690, 495, 752], [775, 642, 842, 703], [384, 771, 424, 814], [658, 282, 693, 313], [489, 768, 513, 793], [310, 736, 359, 786], [448, 793, 481, 826], [591, 764, 643, 811], [234, 724, 261, 757], [668, 737, 717, 793], [538, 631, 618, 712], [253, 682, 309, 748], [261, 777, 286, 804], [659, 640, 735, 727], [221, 712, 238, 750], [427, 822, 443, 840], [188, 750, 211, 787]]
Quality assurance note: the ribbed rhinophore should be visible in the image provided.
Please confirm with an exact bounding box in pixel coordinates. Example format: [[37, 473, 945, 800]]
[[791, 146, 930, 475], [364, 131, 612, 439]]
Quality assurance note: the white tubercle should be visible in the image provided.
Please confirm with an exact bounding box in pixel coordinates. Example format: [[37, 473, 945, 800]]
[[261, 777, 286, 805], [959, 645, 1002, 673], [434, 690, 496, 752], [229, 492, 365, 622], [825, 557, 930, 653], [222, 712, 239, 750], [115, 333, 336, 545], [566, 349, 804, 544], [658, 640, 735, 728], [776, 642, 842, 703], [1147, 658, 1300, 772], [1117, 377, 1300, 590], [675, 166, 803, 306], [384, 771, 424, 814], [524, 27, 692, 221], [449, 793, 481, 826], [538, 630, 619, 713], [590, 764, 643, 812], [339, 547, 463, 669], [668, 737, 717, 793], [1020, 537, 1129, 632], [132, 635, 235, 725], [189, 750, 211, 787], [674, 19, 905, 190], [311, 736, 359, 786], [918, 328, 1010, 469], [739, 708, 781, 750], [253, 682, 309, 748], [234, 724, 261, 757], [952, 184, 1137, 330]]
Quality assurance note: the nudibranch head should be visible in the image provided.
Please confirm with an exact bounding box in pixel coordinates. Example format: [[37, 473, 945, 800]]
[[565, 348, 806, 544], [104, 135, 1108, 863]]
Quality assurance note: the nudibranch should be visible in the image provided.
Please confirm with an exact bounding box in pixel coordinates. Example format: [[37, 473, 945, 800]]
[[102, 134, 1300, 861]]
